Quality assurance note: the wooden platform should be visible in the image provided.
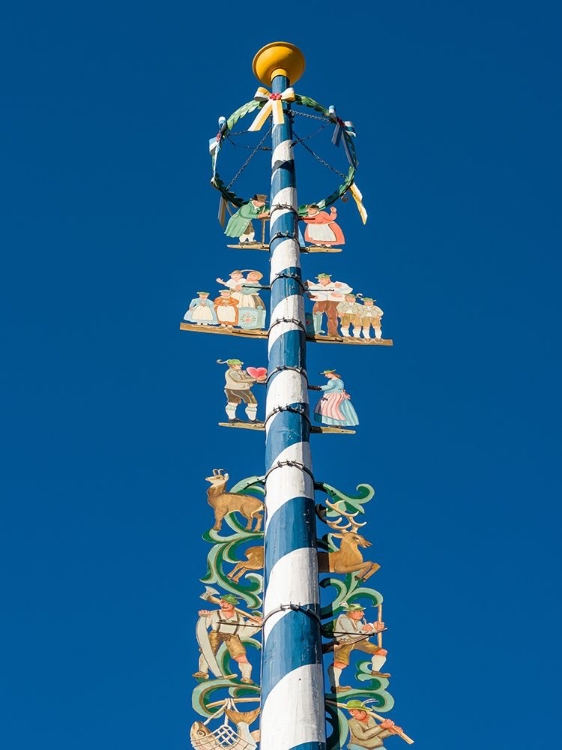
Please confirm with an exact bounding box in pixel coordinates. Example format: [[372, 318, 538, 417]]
[[219, 421, 266, 431], [302, 245, 343, 254], [180, 324, 392, 346], [312, 425, 356, 435], [227, 243, 342, 254], [219, 421, 355, 435], [307, 334, 394, 346], [179, 323, 267, 339]]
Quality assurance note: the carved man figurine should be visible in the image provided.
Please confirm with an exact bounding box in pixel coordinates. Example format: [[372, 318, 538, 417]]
[[194, 594, 262, 684], [327, 603, 388, 693], [218, 359, 266, 423], [337, 293, 361, 338], [306, 273, 352, 337], [224, 195, 269, 244], [345, 700, 402, 749], [357, 297, 384, 341]]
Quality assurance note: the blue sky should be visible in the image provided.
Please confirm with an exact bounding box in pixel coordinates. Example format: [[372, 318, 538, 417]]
[[1, 2, 561, 748]]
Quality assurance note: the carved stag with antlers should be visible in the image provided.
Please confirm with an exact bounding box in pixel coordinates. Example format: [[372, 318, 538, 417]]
[[317, 500, 380, 581]]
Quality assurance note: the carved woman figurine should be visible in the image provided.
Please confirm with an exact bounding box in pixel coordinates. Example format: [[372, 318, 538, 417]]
[[214, 290, 239, 327], [311, 369, 359, 427], [302, 204, 345, 247], [184, 292, 218, 326]]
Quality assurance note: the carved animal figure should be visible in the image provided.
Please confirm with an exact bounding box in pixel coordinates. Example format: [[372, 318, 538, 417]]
[[205, 469, 264, 533], [227, 545, 264, 583], [316, 500, 380, 581]]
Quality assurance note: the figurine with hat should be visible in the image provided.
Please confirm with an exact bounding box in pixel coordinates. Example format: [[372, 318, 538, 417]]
[[337, 291, 362, 338], [183, 291, 218, 326], [355, 296, 384, 342], [224, 194, 270, 244], [213, 288, 240, 327], [215, 268, 267, 329], [344, 699, 405, 749], [305, 271, 353, 336], [217, 359, 267, 424], [301, 202, 346, 248], [327, 601, 388, 694], [195, 590, 262, 685], [311, 369, 359, 427]]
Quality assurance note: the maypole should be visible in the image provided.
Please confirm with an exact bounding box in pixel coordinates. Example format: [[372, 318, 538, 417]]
[[184, 41, 413, 750], [257, 43, 325, 749]]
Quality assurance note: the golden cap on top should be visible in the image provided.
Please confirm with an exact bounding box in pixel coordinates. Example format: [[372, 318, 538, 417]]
[[252, 42, 305, 85]]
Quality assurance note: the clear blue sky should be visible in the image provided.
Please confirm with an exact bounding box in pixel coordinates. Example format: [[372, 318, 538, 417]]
[[1, 2, 561, 748]]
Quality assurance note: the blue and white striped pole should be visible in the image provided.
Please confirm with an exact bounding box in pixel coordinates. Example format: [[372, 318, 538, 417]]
[[255, 44, 327, 749]]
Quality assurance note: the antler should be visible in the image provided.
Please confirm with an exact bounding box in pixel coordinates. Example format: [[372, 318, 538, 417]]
[[324, 499, 367, 533]]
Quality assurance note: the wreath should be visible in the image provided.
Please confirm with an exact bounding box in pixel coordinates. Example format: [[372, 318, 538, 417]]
[[209, 90, 365, 222]]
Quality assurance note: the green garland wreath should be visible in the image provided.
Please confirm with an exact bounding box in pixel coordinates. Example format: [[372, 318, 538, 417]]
[[211, 94, 358, 214]]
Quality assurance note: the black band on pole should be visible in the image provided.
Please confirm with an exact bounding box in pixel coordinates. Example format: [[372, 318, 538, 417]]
[[270, 231, 299, 244], [265, 404, 312, 429], [268, 316, 308, 334], [270, 272, 307, 292], [269, 203, 300, 218], [262, 604, 322, 628], [265, 365, 309, 384], [264, 460, 315, 482]]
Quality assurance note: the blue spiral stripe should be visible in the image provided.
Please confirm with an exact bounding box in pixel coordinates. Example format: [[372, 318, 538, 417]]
[[264, 496, 317, 583], [261, 71, 325, 749], [261, 606, 322, 695]]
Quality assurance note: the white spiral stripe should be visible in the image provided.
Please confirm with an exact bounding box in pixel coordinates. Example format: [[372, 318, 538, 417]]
[[261, 609, 288, 640], [268, 295, 305, 351], [266, 370, 307, 417], [265, 440, 312, 473], [271, 140, 294, 165], [265, 472, 314, 525], [264, 547, 320, 625], [269, 294, 302, 323], [270, 239, 301, 278], [260, 665, 326, 748], [270, 185, 297, 227]]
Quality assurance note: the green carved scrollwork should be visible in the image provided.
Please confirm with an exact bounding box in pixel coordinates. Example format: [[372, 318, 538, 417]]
[[317, 479, 395, 741], [201, 476, 265, 610], [202, 515, 263, 610], [320, 578, 383, 621], [317, 480, 375, 515], [193, 675, 261, 719]]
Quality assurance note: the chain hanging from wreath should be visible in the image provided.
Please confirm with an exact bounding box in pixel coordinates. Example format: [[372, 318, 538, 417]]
[[208, 88, 367, 251]]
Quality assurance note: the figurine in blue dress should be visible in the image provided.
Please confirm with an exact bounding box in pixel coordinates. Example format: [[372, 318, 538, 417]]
[[312, 369, 359, 427], [184, 292, 218, 326]]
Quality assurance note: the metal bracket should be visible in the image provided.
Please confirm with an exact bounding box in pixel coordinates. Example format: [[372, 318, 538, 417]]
[[265, 404, 311, 429], [270, 271, 307, 293], [264, 459, 315, 482], [268, 316, 308, 334], [269, 203, 299, 218], [265, 365, 308, 385], [270, 231, 299, 244], [262, 603, 321, 628]]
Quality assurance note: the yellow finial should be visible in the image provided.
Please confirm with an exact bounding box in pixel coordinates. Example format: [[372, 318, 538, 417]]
[[252, 42, 305, 85]]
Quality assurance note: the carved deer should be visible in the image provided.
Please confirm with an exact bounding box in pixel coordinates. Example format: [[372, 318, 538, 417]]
[[317, 500, 380, 581], [227, 545, 264, 583], [205, 469, 264, 533]]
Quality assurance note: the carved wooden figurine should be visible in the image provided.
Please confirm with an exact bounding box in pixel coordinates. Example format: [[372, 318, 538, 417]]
[[205, 469, 264, 532]]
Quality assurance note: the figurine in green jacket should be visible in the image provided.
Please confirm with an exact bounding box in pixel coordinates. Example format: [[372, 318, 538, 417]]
[[224, 194, 269, 243]]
